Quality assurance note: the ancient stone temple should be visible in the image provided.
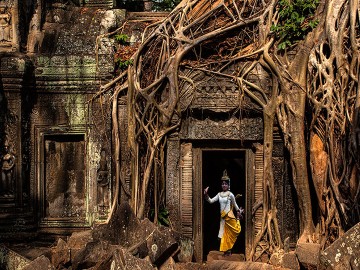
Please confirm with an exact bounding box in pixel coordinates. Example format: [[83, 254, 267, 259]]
[[0, 0, 158, 235], [0, 0, 307, 267]]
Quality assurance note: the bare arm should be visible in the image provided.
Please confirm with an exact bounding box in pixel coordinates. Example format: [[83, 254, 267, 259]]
[[204, 187, 219, 203], [230, 193, 240, 211], [230, 193, 244, 219]]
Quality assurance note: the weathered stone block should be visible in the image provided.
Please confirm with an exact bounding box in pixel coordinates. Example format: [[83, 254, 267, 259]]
[[71, 240, 118, 269], [92, 202, 141, 247], [50, 238, 70, 268], [141, 219, 178, 266], [320, 222, 360, 270], [67, 230, 93, 261], [0, 244, 31, 270], [295, 242, 320, 269], [23, 255, 54, 270], [270, 250, 299, 269], [94, 248, 155, 270], [93, 203, 178, 266], [282, 252, 300, 270]]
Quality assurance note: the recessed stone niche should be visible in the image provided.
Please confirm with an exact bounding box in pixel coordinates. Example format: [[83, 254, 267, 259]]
[[39, 132, 88, 227]]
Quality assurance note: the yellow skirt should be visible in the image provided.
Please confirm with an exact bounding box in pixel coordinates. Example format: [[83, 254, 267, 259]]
[[219, 211, 241, 252]]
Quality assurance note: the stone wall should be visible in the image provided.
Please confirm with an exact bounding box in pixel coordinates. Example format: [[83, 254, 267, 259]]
[[0, 3, 125, 237]]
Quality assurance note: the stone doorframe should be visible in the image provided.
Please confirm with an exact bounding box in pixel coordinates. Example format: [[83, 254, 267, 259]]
[[34, 125, 91, 229], [192, 146, 254, 262], [166, 139, 264, 262]]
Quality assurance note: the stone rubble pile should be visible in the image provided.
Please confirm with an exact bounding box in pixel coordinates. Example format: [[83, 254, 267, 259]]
[[2, 206, 358, 270]]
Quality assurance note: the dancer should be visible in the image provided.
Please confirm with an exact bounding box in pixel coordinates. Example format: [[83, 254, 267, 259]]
[[204, 169, 244, 256]]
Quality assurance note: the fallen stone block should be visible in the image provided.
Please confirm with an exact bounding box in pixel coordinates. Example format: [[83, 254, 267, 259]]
[[281, 252, 300, 270], [92, 202, 142, 247], [295, 242, 321, 269], [51, 238, 70, 268], [0, 244, 31, 270], [93, 247, 155, 270], [269, 250, 299, 270], [68, 230, 93, 249], [320, 222, 360, 270], [71, 240, 119, 269], [67, 230, 93, 261], [167, 232, 194, 263], [93, 203, 178, 267], [23, 255, 54, 270], [141, 219, 178, 266]]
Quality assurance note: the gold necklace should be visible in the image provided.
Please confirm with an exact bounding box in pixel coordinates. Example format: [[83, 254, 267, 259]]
[[220, 191, 230, 197]]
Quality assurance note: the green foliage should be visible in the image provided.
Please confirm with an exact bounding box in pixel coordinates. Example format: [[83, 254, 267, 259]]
[[114, 33, 129, 44], [152, 0, 181, 11], [149, 208, 170, 226], [116, 58, 133, 69], [271, 0, 319, 50], [114, 33, 133, 71]]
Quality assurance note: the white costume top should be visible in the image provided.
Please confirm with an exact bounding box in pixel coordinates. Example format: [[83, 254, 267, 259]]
[[206, 191, 240, 238]]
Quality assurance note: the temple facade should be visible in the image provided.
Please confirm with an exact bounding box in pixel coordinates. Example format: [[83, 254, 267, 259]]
[[0, 0, 299, 262]]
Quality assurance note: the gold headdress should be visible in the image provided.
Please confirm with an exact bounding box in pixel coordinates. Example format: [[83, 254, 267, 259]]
[[221, 170, 230, 189]]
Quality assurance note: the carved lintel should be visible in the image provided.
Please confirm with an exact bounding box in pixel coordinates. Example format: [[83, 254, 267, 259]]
[[180, 117, 263, 140]]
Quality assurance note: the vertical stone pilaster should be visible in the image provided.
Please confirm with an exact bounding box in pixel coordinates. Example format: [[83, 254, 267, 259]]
[[165, 138, 181, 232], [180, 142, 193, 237], [119, 97, 131, 203]]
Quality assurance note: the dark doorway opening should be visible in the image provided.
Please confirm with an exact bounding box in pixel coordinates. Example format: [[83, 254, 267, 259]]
[[202, 150, 246, 259]]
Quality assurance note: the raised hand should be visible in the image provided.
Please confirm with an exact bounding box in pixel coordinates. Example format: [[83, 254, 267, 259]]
[[237, 207, 244, 219]]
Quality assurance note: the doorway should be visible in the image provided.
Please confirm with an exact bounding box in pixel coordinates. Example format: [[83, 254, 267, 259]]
[[202, 150, 246, 258]]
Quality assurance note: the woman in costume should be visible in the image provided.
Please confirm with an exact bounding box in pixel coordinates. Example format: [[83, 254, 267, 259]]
[[204, 170, 244, 256]]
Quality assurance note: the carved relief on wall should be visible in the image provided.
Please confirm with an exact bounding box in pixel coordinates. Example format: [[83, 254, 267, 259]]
[[190, 83, 263, 113], [180, 117, 263, 141], [97, 148, 109, 215], [0, 1, 18, 51], [0, 92, 19, 202], [0, 5, 11, 43], [0, 139, 15, 198]]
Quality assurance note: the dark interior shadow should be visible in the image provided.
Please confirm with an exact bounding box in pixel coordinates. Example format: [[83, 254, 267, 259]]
[[202, 150, 246, 258]]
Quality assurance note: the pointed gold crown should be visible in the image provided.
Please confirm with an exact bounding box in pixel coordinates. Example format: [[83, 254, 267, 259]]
[[221, 169, 230, 181]]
